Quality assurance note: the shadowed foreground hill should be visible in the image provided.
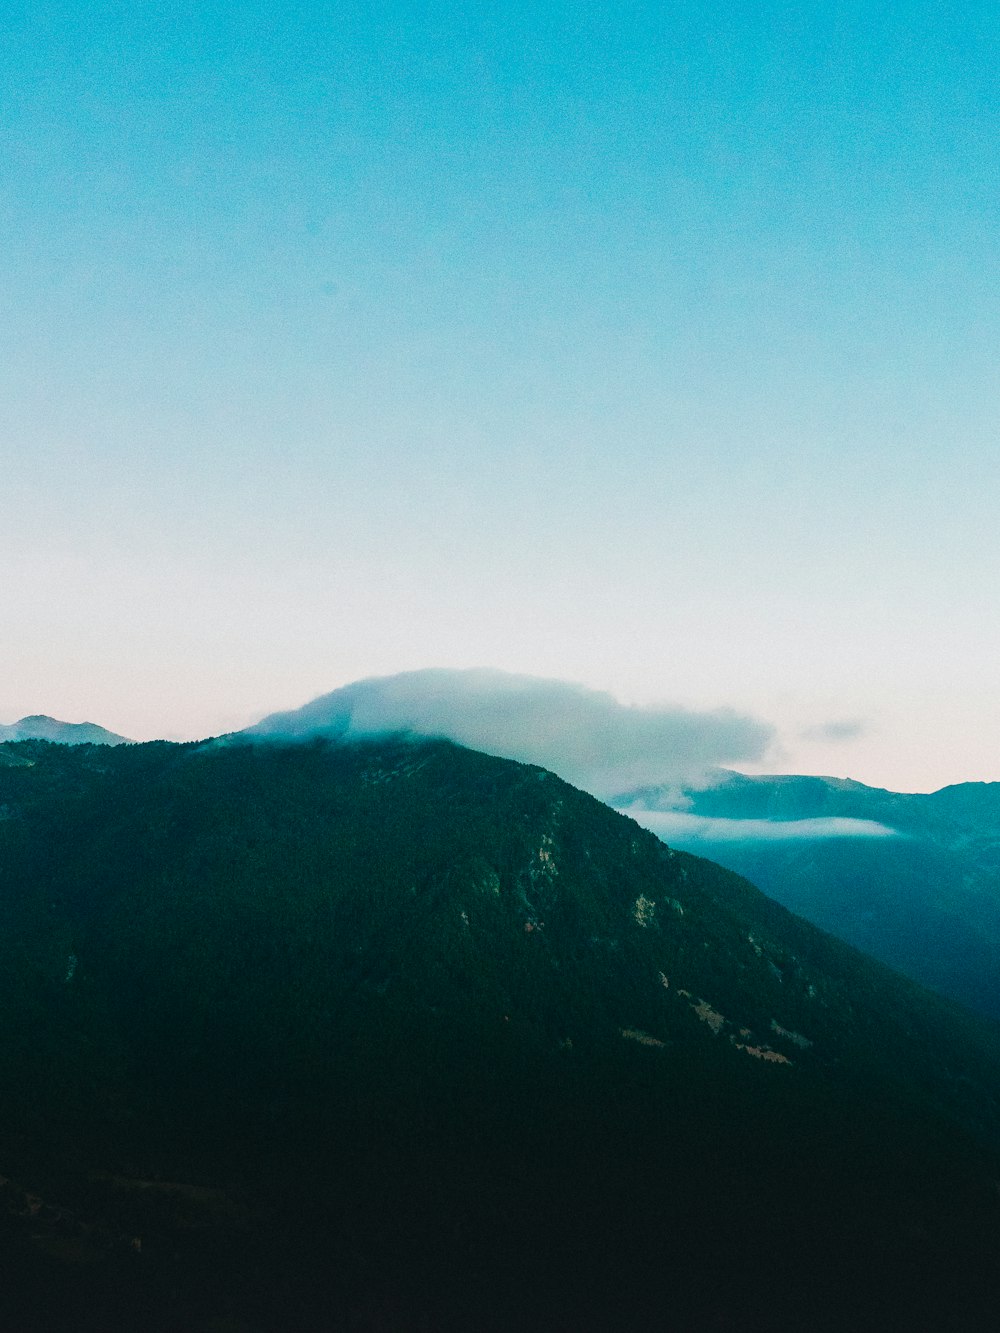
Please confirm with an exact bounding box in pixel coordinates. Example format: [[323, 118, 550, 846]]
[[2, 738, 1000, 1329]]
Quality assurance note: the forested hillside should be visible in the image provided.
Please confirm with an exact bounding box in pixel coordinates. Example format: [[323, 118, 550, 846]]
[[2, 737, 1000, 1330]]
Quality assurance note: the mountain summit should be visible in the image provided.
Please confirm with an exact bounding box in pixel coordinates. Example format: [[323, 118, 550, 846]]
[[0, 714, 129, 746]]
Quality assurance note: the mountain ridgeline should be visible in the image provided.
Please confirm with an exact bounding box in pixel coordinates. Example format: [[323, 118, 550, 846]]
[[2, 737, 1000, 1329]]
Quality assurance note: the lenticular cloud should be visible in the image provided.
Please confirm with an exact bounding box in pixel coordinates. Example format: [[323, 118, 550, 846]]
[[246, 668, 775, 797]]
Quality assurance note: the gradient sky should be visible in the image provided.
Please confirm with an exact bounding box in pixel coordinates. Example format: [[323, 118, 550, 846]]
[[4, 1, 1000, 790]]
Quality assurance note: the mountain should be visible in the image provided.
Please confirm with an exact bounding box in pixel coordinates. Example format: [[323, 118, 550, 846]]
[[2, 737, 1000, 1328], [0, 715, 130, 746], [618, 771, 1000, 1020]]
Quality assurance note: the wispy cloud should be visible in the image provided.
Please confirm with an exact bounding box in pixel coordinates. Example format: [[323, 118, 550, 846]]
[[247, 668, 775, 797], [620, 809, 899, 843], [799, 718, 868, 743]]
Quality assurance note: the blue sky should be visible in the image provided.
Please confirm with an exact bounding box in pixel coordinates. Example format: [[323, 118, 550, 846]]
[[3, 1, 1000, 789]]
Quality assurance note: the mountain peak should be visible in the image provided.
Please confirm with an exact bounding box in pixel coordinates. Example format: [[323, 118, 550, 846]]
[[0, 715, 130, 746]]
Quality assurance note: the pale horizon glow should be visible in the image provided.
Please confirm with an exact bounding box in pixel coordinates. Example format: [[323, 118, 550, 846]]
[[5, 2, 1000, 795]]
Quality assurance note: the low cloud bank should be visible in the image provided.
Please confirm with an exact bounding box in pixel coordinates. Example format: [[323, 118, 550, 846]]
[[621, 809, 899, 843], [247, 668, 775, 797]]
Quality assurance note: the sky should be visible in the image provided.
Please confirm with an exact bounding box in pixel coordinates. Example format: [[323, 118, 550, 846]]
[[3, 1, 1000, 791]]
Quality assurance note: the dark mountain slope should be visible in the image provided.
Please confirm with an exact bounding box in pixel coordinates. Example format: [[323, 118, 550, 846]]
[[2, 738, 1000, 1329]]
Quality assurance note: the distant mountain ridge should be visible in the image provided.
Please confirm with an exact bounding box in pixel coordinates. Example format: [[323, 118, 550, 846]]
[[0, 715, 129, 746], [618, 769, 1000, 1019], [662, 768, 1000, 833]]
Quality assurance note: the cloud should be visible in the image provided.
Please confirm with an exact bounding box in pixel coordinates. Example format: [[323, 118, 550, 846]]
[[799, 718, 868, 743], [620, 808, 899, 843], [246, 668, 775, 797]]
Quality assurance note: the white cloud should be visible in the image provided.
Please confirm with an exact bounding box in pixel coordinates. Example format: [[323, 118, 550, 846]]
[[246, 668, 775, 797], [620, 808, 899, 843]]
